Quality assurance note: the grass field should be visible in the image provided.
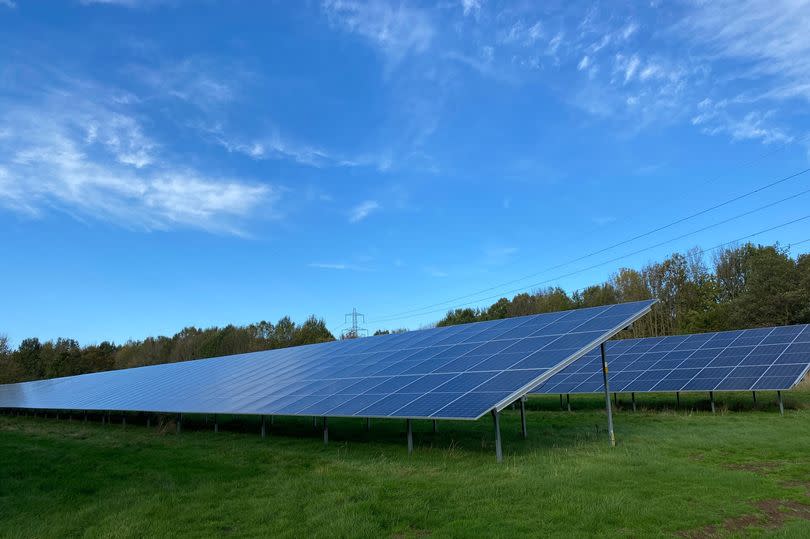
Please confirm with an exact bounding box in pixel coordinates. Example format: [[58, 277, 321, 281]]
[[2, 386, 810, 538]]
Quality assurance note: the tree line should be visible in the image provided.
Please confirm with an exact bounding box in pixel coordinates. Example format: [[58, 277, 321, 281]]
[[436, 243, 810, 338], [1, 242, 808, 385], [0, 316, 333, 384]]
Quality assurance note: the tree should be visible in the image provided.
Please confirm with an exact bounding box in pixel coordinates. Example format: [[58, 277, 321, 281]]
[[0, 334, 24, 384], [576, 283, 618, 307], [273, 316, 297, 347], [15, 337, 43, 379], [294, 316, 334, 345], [796, 253, 810, 323], [437, 308, 480, 326], [731, 245, 801, 327]]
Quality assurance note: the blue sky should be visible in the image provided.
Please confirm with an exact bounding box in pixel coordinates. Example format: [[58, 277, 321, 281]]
[[1, 0, 810, 346]]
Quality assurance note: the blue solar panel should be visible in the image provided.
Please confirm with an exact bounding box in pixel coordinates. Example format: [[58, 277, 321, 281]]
[[531, 324, 810, 395], [0, 300, 655, 420]]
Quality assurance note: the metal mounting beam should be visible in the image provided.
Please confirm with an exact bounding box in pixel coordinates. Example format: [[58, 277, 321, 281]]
[[406, 419, 413, 455], [519, 397, 527, 439], [601, 342, 616, 447], [491, 409, 503, 463]]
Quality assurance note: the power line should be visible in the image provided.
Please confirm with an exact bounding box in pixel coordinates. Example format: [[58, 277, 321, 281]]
[[371, 184, 810, 323], [558, 233, 810, 302], [369, 212, 810, 324], [373, 166, 810, 321]]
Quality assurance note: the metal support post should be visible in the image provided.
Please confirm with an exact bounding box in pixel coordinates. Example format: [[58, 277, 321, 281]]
[[613, 392, 618, 407], [147, 416, 151, 428], [676, 392, 680, 408], [406, 419, 413, 455], [519, 397, 527, 439], [601, 342, 616, 447], [176, 413, 182, 435], [491, 409, 503, 463], [777, 391, 784, 416], [322, 417, 328, 445], [631, 392, 636, 412], [566, 393, 571, 412], [432, 419, 437, 434], [270, 415, 274, 426], [214, 414, 218, 433], [709, 391, 715, 414], [261, 415, 266, 438], [752, 391, 757, 404], [313, 416, 317, 430], [365, 417, 370, 431], [122, 415, 126, 428], [559, 394, 564, 410]]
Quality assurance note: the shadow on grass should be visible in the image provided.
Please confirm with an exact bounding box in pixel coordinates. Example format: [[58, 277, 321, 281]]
[[7, 383, 807, 461], [3, 406, 616, 461], [525, 390, 807, 415]]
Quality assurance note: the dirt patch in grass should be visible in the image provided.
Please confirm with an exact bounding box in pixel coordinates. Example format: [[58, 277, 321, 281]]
[[723, 461, 782, 475], [782, 480, 810, 496], [678, 500, 810, 538]]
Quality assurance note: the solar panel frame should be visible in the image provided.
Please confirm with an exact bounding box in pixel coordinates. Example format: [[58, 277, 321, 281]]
[[0, 300, 656, 421], [530, 324, 810, 395]]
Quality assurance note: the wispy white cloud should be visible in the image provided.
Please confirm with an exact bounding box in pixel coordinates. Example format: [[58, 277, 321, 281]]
[[127, 58, 238, 109], [349, 200, 381, 223], [498, 19, 543, 46], [445, 46, 514, 82], [0, 88, 277, 235], [308, 262, 371, 271], [80, 0, 165, 7], [615, 53, 640, 83], [0, 0, 16, 8], [206, 124, 393, 171], [322, 0, 435, 63], [691, 99, 792, 144], [461, 0, 482, 18], [84, 113, 155, 168], [682, 0, 810, 102]]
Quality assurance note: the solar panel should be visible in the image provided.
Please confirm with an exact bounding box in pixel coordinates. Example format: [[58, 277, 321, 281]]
[[0, 300, 654, 420], [531, 324, 810, 395]]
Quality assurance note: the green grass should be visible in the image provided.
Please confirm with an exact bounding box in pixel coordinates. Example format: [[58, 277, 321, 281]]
[[2, 388, 810, 538]]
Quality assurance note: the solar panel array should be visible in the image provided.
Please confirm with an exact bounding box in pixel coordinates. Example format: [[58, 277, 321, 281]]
[[531, 324, 810, 395], [0, 300, 654, 420]]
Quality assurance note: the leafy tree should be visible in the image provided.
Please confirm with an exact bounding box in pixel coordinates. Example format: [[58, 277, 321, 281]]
[[731, 245, 801, 327], [0, 334, 24, 383], [294, 316, 334, 345], [3, 241, 809, 385], [15, 338, 43, 379], [797, 253, 810, 323], [437, 308, 481, 326]]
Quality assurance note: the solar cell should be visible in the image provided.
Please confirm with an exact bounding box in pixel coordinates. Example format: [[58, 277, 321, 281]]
[[0, 300, 655, 420], [531, 324, 810, 395]]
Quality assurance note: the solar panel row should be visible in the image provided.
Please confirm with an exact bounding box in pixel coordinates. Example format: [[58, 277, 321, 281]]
[[0, 301, 655, 420], [531, 324, 810, 395]]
